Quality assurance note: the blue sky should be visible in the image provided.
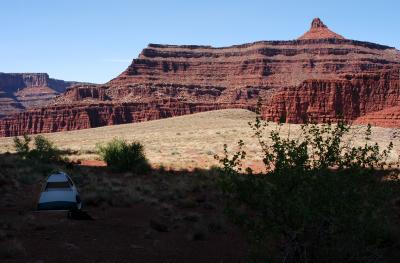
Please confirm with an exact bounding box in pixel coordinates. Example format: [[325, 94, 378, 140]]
[[1, 0, 399, 83]]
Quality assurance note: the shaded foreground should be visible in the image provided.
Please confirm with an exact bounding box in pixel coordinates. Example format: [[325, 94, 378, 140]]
[[2, 112, 400, 262], [1, 152, 400, 262], [0, 153, 246, 263]]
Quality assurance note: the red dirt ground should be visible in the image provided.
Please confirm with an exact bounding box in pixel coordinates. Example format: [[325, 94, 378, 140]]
[[1, 177, 247, 263], [79, 160, 107, 167], [1, 207, 245, 263]]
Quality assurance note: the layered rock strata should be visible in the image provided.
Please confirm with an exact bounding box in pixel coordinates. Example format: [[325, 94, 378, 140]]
[[0, 73, 86, 117], [0, 18, 399, 136]]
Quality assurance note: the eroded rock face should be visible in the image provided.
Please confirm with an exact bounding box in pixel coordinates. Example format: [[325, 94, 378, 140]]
[[354, 106, 400, 128], [262, 72, 400, 124], [0, 100, 253, 136], [1, 18, 399, 136], [0, 73, 86, 117], [298, 18, 345, 40]]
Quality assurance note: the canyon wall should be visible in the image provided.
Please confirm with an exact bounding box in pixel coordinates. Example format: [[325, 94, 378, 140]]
[[262, 71, 400, 123], [0, 73, 85, 117], [0, 99, 252, 137], [1, 18, 399, 136]]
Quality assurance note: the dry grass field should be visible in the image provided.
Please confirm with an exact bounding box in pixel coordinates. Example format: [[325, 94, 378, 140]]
[[0, 109, 399, 170]]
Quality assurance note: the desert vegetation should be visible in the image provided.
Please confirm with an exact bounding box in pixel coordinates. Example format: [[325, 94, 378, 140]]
[[96, 138, 150, 173], [13, 134, 61, 162], [215, 108, 400, 262]]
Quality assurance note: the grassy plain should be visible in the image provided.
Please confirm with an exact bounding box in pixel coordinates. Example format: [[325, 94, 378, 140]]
[[0, 109, 398, 170]]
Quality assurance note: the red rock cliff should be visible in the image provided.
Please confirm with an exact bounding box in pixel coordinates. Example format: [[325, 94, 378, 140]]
[[1, 18, 399, 137], [0, 73, 87, 117]]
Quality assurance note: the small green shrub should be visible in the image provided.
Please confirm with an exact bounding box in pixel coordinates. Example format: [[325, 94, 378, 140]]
[[13, 134, 31, 157], [29, 135, 60, 161], [215, 106, 400, 263], [96, 138, 150, 173], [13, 134, 60, 162]]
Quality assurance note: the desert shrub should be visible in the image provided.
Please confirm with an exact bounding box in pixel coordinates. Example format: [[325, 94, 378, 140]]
[[13, 134, 61, 162], [96, 138, 150, 173], [0, 152, 60, 188], [215, 110, 400, 262], [29, 135, 61, 161], [13, 134, 31, 157]]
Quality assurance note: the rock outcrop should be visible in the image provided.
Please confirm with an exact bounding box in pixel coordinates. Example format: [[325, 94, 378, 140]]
[[298, 18, 345, 40], [354, 106, 400, 128], [0, 100, 253, 136], [0, 73, 86, 117], [1, 18, 399, 136]]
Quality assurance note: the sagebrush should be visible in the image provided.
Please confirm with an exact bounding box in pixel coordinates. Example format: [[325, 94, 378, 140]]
[[96, 138, 150, 173]]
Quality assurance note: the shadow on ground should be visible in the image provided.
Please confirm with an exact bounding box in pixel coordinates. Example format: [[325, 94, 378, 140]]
[[0, 153, 246, 263]]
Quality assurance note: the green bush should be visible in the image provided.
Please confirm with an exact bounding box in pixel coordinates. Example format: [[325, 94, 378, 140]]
[[13, 134, 31, 157], [96, 138, 150, 173], [215, 110, 400, 262], [13, 134, 60, 162], [30, 135, 60, 161]]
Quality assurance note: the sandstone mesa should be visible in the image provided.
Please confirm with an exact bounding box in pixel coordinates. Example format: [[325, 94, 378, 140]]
[[0, 18, 399, 137], [0, 73, 87, 117]]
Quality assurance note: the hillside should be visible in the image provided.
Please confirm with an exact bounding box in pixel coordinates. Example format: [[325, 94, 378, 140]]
[[0, 109, 398, 170], [0, 72, 87, 117]]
